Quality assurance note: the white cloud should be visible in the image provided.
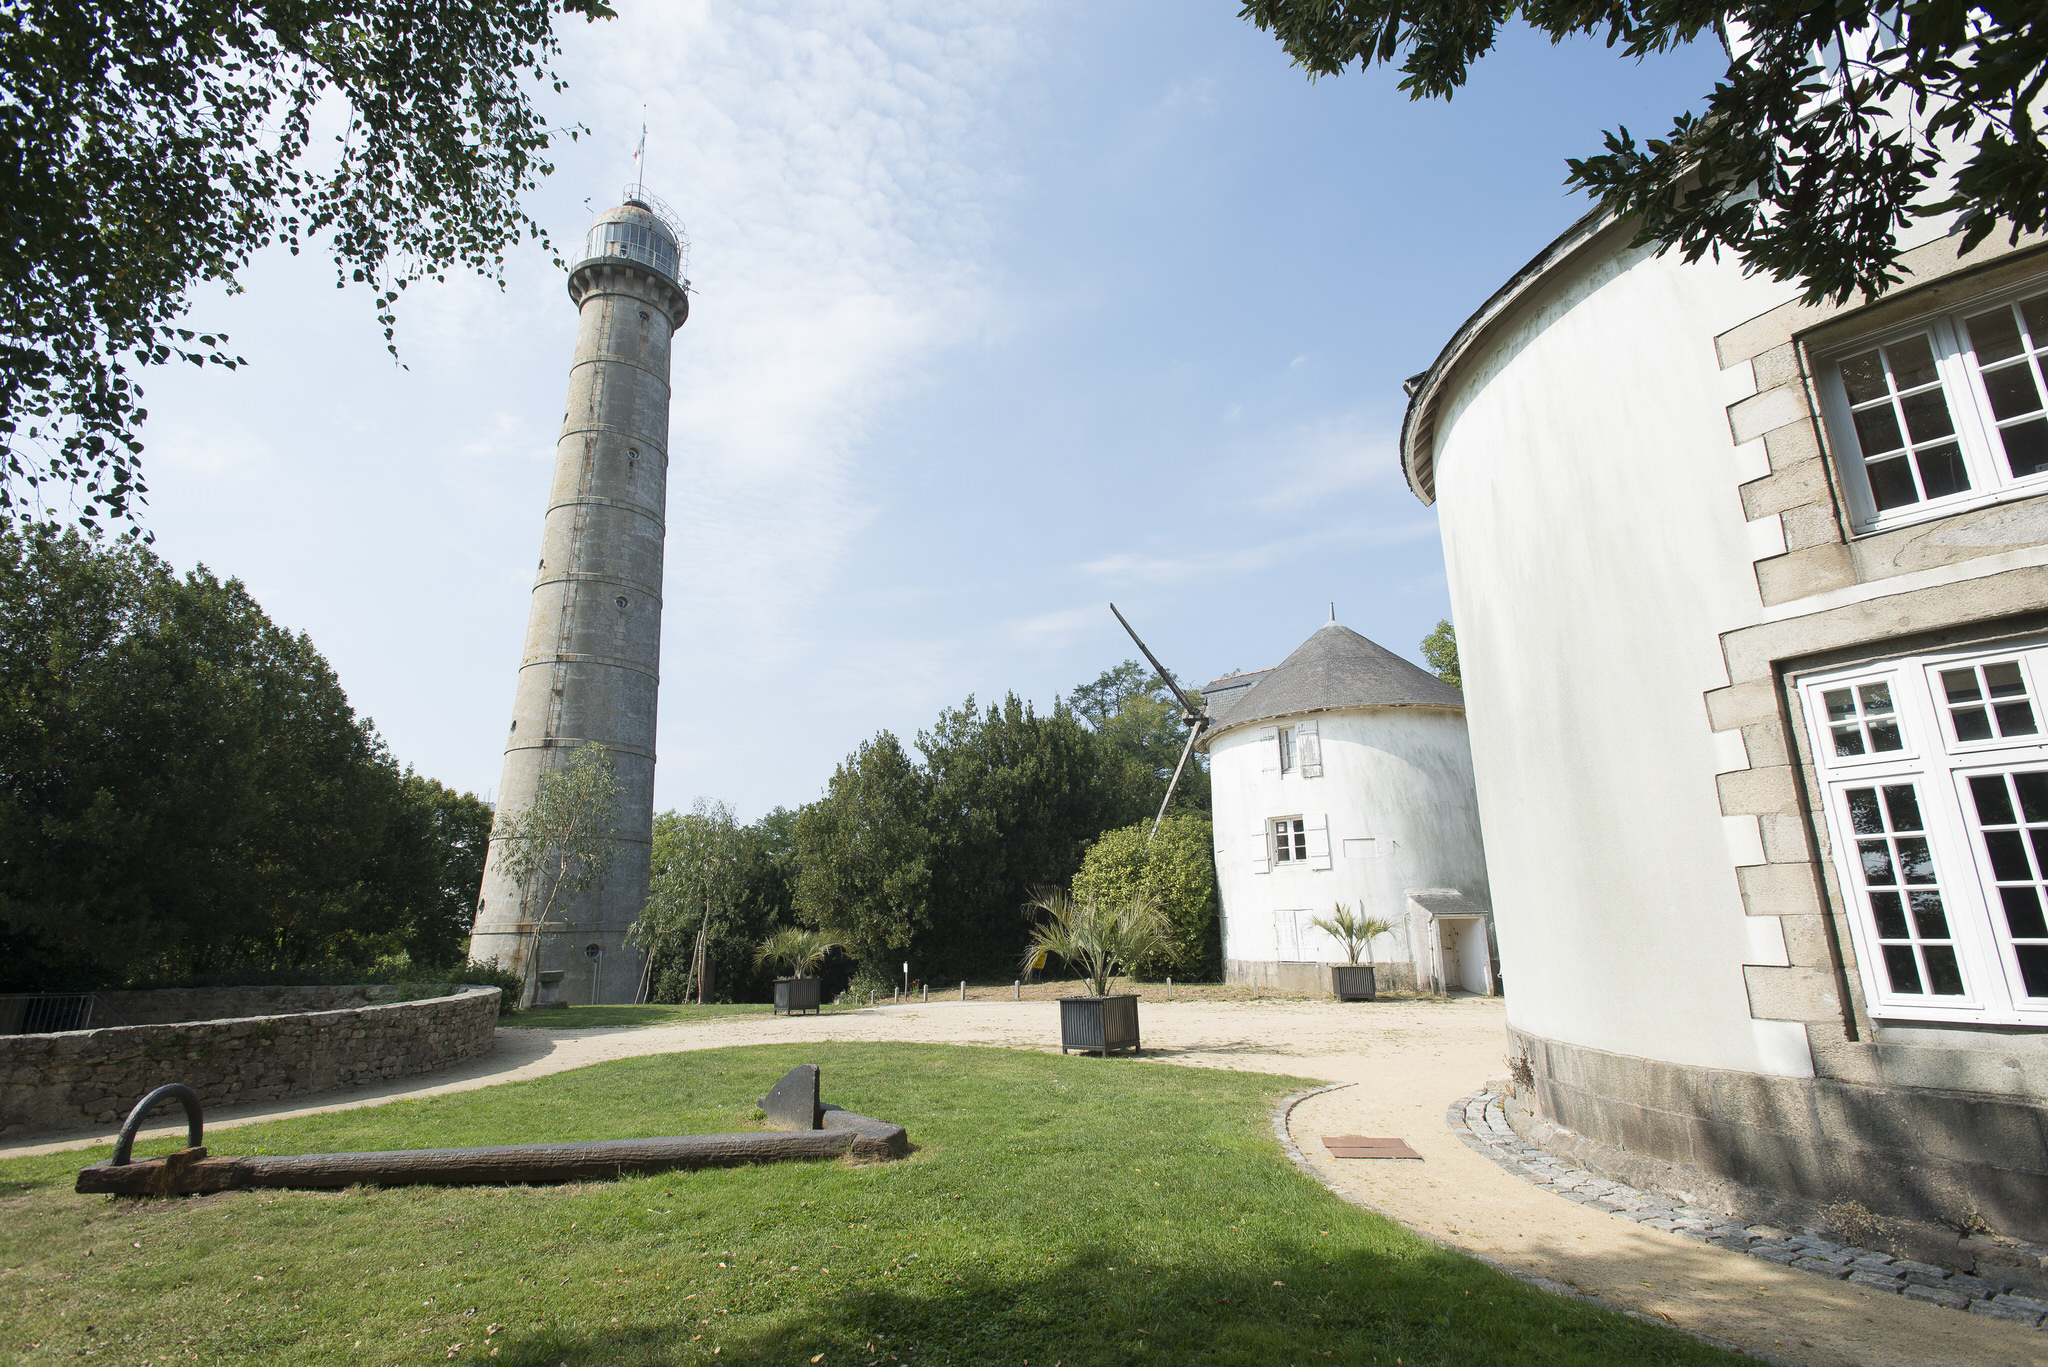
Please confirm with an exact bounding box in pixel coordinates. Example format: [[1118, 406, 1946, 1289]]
[[1070, 407, 1432, 590], [546, 1, 1031, 682]]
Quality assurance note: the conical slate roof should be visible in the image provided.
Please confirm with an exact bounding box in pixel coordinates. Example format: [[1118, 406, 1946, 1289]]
[[1202, 622, 1461, 741]]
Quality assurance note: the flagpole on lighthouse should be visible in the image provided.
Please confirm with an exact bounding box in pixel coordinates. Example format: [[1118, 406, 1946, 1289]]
[[632, 114, 647, 199]]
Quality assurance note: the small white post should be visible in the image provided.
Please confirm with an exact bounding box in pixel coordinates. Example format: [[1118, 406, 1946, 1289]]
[[921, 983, 928, 1003], [959, 980, 966, 1001], [1014, 980, 1020, 1000], [1167, 976, 1173, 1000]]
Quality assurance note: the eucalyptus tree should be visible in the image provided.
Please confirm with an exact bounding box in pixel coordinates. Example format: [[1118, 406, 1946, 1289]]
[[1241, 1, 2048, 304], [633, 798, 751, 1003], [1, 0, 615, 526], [487, 742, 620, 994]]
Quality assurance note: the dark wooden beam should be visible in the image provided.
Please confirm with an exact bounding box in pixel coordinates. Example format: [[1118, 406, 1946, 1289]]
[[77, 1110, 909, 1196]]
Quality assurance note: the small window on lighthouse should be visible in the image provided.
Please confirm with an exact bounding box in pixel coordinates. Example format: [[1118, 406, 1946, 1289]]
[[638, 310, 651, 322], [615, 596, 630, 609], [628, 448, 640, 463]]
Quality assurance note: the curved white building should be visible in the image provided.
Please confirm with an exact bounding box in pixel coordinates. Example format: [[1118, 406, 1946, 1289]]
[[1201, 623, 1492, 994], [1404, 210, 2048, 1237]]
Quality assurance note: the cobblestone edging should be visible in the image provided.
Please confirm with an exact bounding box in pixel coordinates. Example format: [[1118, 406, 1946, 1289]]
[[1448, 1085, 2048, 1331], [0, 986, 500, 1136], [1270, 1083, 1800, 1366]]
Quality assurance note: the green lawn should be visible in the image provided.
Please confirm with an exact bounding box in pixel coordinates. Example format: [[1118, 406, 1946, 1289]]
[[500, 1002, 862, 1029], [0, 1043, 1736, 1366]]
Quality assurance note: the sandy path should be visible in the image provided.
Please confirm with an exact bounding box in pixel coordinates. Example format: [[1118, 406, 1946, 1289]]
[[9, 996, 2041, 1366]]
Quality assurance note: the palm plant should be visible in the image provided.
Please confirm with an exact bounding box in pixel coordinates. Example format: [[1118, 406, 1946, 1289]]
[[753, 926, 843, 979], [1022, 887, 1171, 998], [1310, 901, 1394, 967]]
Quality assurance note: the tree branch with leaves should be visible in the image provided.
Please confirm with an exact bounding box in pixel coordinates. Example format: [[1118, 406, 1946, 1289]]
[[0, 0, 615, 527], [1241, 2, 2048, 305]]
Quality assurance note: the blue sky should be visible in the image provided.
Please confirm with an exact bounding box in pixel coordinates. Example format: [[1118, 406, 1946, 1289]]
[[117, 1, 1725, 820]]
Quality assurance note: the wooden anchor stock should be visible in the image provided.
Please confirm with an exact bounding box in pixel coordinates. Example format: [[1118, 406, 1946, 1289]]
[[77, 1068, 907, 1196]]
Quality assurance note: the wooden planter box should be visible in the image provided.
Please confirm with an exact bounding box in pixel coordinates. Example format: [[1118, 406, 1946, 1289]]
[[1059, 994, 1142, 1057], [1330, 965, 1378, 1002], [773, 977, 822, 1016]]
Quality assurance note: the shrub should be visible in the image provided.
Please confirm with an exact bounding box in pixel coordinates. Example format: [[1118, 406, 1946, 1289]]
[[1069, 815, 1219, 980]]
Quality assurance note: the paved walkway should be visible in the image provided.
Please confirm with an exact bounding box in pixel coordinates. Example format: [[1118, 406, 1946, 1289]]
[[11, 997, 2042, 1366]]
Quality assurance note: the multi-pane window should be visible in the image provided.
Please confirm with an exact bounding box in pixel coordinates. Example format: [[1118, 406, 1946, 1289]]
[[1821, 679, 1904, 759], [1838, 336, 1970, 513], [1802, 641, 2048, 1023], [1842, 782, 1964, 996], [1278, 727, 1296, 773], [1963, 771, 2048, 1000], [1960, 298, 2048, 480], [1271, 817, 1307, 864], [1937, 660, 2039, 744], [1822, 283, 2048, 531]]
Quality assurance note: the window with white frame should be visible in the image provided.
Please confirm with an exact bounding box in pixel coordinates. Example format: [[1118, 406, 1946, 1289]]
[[1800, 640, 2048, 1023], [1278, 726, 1296, 774], [1270, 817, 1307, 864], [1819, 283, 2048, 533]]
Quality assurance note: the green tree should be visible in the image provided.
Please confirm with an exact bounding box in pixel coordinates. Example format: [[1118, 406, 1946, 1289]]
[[1240, 2, 2046, 305], [1070, 660, 1210, 819], [0, 523, 481, 985], [1420, 619, 1460, 690], [487, 742, 619, 997], [634, 798, 757, 1004], [362, 774, 495, 970], [917, 693, 1151, 981], [1070, 815, 1221, 981], [792, 733, 933, 985], [2, 0, 615, 527]]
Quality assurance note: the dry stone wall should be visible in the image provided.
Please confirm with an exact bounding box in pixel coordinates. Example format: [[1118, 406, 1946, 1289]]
[[0, 985, 500, 1137], [91, 984, 464, 1027]]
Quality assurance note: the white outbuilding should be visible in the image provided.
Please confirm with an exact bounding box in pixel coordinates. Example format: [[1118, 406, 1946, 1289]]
[[1199, 622, 1492, 995]]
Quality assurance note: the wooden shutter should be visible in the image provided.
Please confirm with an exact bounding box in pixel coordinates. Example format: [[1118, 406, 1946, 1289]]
[[1257, 726, 1280, 774], [1297, 719, 1323, 777], [1276, 908, 1301, 960], [1305, 814, 1333, 870], [1249, 823, 1271, 875]]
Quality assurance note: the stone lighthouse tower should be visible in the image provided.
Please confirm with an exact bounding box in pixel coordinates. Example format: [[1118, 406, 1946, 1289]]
[[469, 195, 689, 1004]]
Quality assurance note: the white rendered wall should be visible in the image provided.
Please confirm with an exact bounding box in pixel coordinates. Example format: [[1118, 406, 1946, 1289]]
[[1429, 237, 1811, 1076], [1210, 707, 1489, 970]]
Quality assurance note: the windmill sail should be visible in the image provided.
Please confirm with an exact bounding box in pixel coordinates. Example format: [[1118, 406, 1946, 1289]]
[[1109, 604, 1209, 840]]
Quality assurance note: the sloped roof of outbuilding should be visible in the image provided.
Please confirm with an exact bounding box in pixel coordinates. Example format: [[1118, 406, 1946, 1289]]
[[1199, 622, 1461, 745]]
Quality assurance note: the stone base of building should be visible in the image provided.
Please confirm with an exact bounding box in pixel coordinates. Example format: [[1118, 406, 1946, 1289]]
[[470, 926, 647, 1006], [1513, 1025, 2048, 1245], [1224, 959, 1420, 996]]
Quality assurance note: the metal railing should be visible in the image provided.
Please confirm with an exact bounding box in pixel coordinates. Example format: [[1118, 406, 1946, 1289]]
[[0, 993, 133, 1035]]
